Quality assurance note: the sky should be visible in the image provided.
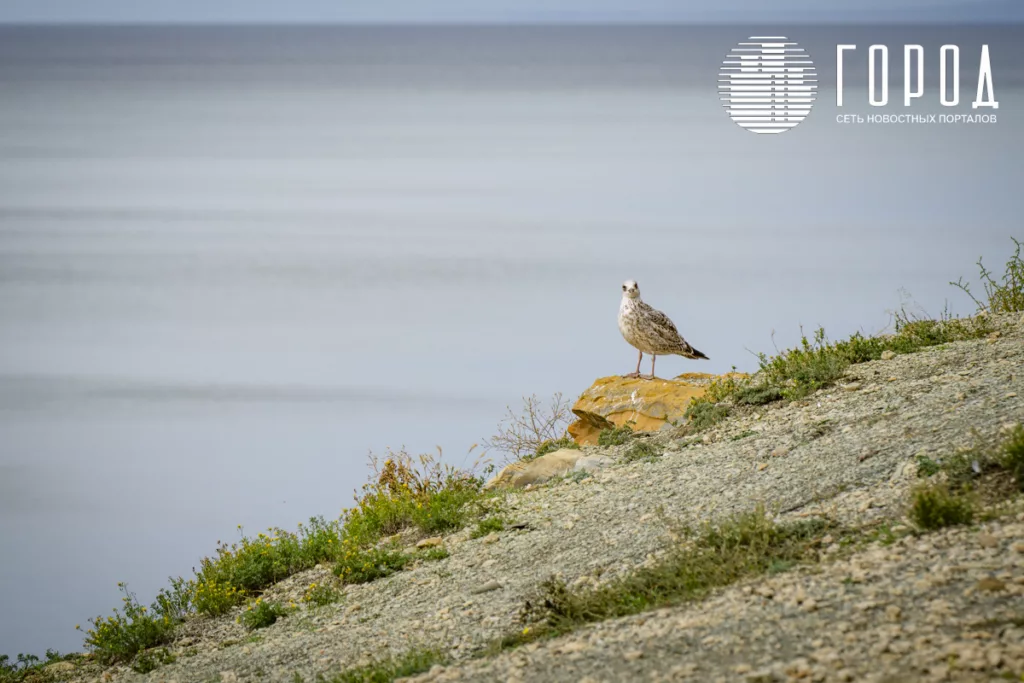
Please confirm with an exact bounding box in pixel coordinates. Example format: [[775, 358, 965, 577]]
[[0, 0, 1022, 23]]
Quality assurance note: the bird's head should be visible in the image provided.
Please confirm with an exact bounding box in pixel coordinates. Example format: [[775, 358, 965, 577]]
[[621, 280, 640, 300]]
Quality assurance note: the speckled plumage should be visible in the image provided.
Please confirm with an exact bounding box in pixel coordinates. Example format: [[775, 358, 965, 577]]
[[618, 280, 707, 378]]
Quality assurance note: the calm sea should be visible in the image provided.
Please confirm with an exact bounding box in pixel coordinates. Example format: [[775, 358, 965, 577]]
[[1, 25, 1021, 656]]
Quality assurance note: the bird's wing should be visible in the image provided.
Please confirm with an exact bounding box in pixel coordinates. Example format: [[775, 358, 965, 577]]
[[640, 302, 685, 343]]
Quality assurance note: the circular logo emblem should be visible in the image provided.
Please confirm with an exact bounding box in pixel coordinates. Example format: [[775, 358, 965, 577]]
[[719, 36, 817, 134]]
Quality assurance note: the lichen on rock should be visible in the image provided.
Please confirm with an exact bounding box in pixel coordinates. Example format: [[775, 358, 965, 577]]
[[567, 373, 726, 445]]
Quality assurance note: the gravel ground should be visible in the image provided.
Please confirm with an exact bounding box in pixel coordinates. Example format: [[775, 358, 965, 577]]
[[75, 314, 1024, 683], [416, 515, 1024, 683]]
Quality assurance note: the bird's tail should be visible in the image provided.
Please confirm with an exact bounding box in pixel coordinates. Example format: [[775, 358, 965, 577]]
[[680, 342, 709, 360]]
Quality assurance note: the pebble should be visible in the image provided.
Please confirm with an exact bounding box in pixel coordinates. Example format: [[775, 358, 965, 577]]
[[470, 580, 503, 594], [975, 577, 1006, 592]]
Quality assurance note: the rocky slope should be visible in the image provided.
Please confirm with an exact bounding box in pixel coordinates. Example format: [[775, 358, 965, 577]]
[[72, 314, 1024, 683]]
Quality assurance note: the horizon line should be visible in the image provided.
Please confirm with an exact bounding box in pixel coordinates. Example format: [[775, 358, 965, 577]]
[[1, 18, 1022, 27]]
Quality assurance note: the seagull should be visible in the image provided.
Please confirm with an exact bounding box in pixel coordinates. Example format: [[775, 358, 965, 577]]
[[618, 279, 708, 379]]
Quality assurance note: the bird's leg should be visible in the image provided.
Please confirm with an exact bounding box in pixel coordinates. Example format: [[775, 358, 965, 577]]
[[624, 349, 643, 379], [642, 355, 657, 380]]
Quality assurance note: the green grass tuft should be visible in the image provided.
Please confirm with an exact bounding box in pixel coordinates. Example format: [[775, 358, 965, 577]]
[[622, 440, 661, 463], [302, 581, 344, 607], [908, 482, 975, 530], [131, 648, 176, 674], [915, 453, 942, 478], [951, 237, 1024, 313], [417, 546, 451, 562], [471, 515, 507, 539], [1000, 425, 1024, 491], [520, 507, 828, 636], [686, 312, 991, 419], [683, 401, 731, 432], [238, 599, 289, 631], [732, 384, 784, 406], [327, 649, 448, 683], [598, 422, 635, 446], [333, 544, 412, 585]]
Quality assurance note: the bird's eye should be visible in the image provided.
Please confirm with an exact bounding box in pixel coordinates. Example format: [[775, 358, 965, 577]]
[[634, 282, 638, 288], [622, 285, 627, 291]]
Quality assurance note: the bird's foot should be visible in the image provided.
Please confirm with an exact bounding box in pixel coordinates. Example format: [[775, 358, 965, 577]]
[[623, 372, 641, 379], [640, 374, 657, 380]]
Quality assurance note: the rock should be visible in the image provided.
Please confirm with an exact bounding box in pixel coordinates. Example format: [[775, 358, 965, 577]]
[[977, 534, 999, 549], [416, 537, 444, 548], [567, 374, 727, 444], [572, 455, 613, 474], [976, 577, 1006, 592], [881, 350, 896, 360], [484, 449, 584, 489], [470, 580, 502, 594], [770, 446, 790, 458]]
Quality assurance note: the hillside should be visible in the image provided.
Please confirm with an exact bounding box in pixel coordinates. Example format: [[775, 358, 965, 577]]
[[19, 309, 1016, 683]]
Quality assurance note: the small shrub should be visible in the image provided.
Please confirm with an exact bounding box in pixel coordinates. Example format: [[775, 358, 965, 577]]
[[598, 423, 635, 446], [757, 328, 856, 400], [344, 449, 483, 545], [238, 598, 289, 631], [151, 576, 194, 623], [0, 651, 79, 682], [78, 583, 176, 665], [333, 544, 411, 585], [193, 578, 243, 617], [684, 400, 730, 432], [1000, 425, 1024, 491], [302, 581, 344, 607], [190, 515, 344, 617], [909, 482, 975, 530], [409, 484, 481, 535], [329, 649, 447, 683], [622, 440, 661, 463], [131, 648, 176, 674], [951, 237, 1024, 313], [732, 384, 784, 406], [483, 393, 574, 462], [533, 436, 580, 460], [471, 515, 506, 539]]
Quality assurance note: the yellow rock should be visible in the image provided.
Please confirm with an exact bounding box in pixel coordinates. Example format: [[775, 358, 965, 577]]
[[567, 374, 715, 445]]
